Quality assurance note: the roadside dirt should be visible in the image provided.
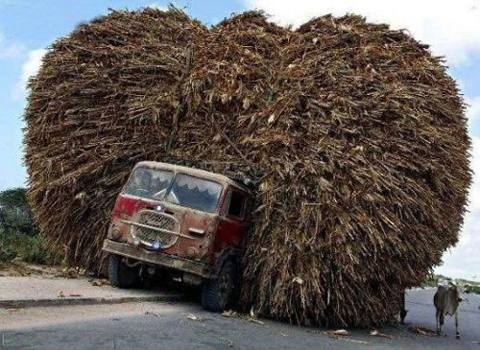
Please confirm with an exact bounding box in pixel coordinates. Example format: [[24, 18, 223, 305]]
[[0, 260, 82, 278]]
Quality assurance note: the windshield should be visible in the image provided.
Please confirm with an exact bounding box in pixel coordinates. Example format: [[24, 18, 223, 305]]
[[124, 168, 223, 213], [165, 174, 223, 213], [124, 168, 174, 200]]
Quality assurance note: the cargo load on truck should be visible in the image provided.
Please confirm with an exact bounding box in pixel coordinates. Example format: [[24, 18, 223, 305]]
[[24, 7, 471, 327]]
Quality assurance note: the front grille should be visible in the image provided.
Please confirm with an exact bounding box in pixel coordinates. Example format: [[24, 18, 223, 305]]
[[132, 210, 179, 248]]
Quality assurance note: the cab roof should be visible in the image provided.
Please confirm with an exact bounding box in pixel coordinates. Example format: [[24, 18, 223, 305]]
[[135, 161, 251, 194]]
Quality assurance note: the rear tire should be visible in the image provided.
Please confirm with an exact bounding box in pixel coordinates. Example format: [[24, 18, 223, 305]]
[[108, 254, 140, 288], [201, 260, 239, 312]]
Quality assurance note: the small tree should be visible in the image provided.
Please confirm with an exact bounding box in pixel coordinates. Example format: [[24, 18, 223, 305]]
[[0, 188, 37, 235]]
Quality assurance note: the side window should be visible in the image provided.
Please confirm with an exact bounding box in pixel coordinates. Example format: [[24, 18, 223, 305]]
[[227, 191, 245, 218]]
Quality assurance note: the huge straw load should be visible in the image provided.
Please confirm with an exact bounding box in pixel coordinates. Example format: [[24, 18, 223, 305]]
[[25, 8, 471, 327]]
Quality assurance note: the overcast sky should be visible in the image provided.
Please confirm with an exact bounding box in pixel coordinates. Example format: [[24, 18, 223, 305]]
[[0, 0, 479, 280]]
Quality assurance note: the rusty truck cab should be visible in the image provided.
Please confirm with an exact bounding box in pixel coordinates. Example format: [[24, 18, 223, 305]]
[[103, 161, 252, 311]]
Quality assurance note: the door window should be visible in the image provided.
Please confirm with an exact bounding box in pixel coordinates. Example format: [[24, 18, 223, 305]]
[[227, 190, 245, 218]]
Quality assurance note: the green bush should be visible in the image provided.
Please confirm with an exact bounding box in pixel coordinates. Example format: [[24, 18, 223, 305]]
[[5, 231, 63, 266], [465, 285, 480, 295], [0, 240, 17, 263], [0, 228, 63, 266], [422, 275, 439, 287], [0, 187, 64, 267], [0, 188, 37, 235], [20, 234, 63, 265]]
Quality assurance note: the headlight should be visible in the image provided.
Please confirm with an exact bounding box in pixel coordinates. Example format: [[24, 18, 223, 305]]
[[108, 226, 122, 241]]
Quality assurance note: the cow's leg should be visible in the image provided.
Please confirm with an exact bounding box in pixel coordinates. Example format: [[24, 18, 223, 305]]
[[440, 312, 444, 336], [435, 309, 440, 334], [455, 312, 460, 339]]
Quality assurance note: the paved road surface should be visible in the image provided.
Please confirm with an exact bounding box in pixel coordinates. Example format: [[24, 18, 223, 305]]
[[1, 288, 479, 349]]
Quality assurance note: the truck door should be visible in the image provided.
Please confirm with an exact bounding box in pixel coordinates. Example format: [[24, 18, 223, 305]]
[[213, 188, 247, 254]]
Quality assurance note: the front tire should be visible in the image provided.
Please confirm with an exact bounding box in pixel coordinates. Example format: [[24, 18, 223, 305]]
[[108, 254, 140, 288], [201, 260, 239, 312]]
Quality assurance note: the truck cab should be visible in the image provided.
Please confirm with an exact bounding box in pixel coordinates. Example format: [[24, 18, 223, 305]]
[[103, 161, 252, 311]]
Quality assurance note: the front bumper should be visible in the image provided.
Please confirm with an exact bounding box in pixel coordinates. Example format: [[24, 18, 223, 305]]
[[102, 239, 213, 279]]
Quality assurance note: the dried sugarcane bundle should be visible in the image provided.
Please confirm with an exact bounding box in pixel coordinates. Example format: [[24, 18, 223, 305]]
[[25, 7, 208, 270], [24, 8, 471, 327]]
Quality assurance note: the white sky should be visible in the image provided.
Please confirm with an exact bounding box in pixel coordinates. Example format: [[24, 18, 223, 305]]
[[247, 0, 480, 65]]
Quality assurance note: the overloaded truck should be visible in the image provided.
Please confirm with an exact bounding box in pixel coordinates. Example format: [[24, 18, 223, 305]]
[[102, 161, 253, 312]]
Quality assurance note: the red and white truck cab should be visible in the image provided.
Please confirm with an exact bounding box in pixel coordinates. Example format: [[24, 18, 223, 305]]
[[102, 161, 252, 311]]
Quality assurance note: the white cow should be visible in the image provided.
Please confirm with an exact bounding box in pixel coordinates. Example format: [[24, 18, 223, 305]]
[[433, 282, 463, 339]]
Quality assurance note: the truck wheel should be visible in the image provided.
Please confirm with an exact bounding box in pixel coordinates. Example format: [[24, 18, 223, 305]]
[[108, 254, 140, 288], [201, 260, 239, 312]]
